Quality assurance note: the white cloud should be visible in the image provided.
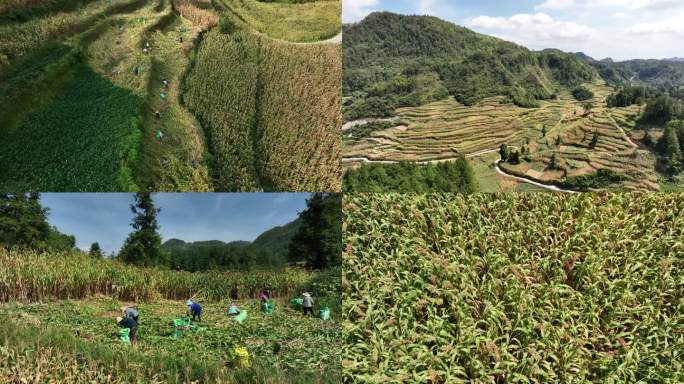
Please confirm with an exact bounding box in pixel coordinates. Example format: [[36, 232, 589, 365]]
[[535, 0, 575, 11], [628, 22, 684, 35], [585, 0, 682, 11], [468, 13, 594, 42], [343, 0, 379, 23]]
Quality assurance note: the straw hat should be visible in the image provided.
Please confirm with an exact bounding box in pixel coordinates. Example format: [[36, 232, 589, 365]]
[[120, 306, 127, 312], [116, 316, 123, 323], [303, 292, 311, 297], [186, 299, 193, 306]]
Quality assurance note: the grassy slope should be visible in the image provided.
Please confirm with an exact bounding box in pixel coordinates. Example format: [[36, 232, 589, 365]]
[[218, 0, 340, 43], [343, 193, 684, 383], [0, 0, 161, 191]]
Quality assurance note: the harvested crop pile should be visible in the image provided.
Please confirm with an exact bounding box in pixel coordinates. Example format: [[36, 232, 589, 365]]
[[343, 193, 684, 383]]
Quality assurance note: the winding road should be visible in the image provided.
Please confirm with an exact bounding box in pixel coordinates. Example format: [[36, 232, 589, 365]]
[[493, 160, 578, 193], [343, 149, 579, 193]]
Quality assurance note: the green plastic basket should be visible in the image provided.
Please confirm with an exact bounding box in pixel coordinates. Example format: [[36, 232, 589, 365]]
[[319, 307, 331, 321], [119, 328, 131, 343]]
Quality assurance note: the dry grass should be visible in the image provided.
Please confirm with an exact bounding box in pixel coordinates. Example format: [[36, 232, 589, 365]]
[[173, 0, 218, 30]]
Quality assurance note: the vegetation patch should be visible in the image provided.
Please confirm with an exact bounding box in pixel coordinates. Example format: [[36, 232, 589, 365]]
[[343, 159, 477, 193], [343, 193, 684, 383], [185, 28, 341, 191], [0, 64, 144, 191], [217, 0, 340, 42]]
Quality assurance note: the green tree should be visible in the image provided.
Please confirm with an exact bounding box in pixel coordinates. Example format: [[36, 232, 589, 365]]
[[549, 153, 559, 170], [509, 150, 520, 165], [660, 124, 683, 174], [541, 126, 547, 137], [89, 242, 103, 258], [0, 193, 50, 249], [119, 192, 165, 266], [46, 226, 75, 251], [583, 103, 593, 115], [499, 144, 510, 162], [288, 193, 342, 269], [670, 119, 684, 152], [590, 131, 599, 148]]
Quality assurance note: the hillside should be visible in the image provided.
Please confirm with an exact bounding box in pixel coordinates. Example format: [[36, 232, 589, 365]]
[[161, 217, 300, 254], [251, 218, 301, 253], [342, 12, 684, 192], [343, 12, 596, 121], [574, 53, 684, 90], [0, 0, 342, 192]]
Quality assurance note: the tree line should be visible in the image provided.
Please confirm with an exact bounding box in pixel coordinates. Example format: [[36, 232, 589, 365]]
[[343, 158, 477, 193], [0, 192, 342, 271]]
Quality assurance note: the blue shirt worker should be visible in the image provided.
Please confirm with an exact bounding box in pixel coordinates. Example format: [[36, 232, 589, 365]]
[[187, 299, 202, 322], [121, 306, 139, 322]]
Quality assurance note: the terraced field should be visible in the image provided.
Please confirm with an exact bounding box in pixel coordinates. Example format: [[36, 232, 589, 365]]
[[0, 0, 341, 192], [343, 82, 658, 191]]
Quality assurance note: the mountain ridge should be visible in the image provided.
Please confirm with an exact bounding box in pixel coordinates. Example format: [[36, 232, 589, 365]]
[[343, 12, 597, 120]]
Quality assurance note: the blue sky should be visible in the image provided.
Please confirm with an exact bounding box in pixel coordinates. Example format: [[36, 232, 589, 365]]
[[343, 0, 684, 60], [40, 193, 309, 255]]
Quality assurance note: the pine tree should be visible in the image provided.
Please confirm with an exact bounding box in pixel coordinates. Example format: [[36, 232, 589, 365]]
[[661, 125, 683, 174], [288, 193, 342, 269], [90, 242, 103, 258], [118, 192, 165, 266]]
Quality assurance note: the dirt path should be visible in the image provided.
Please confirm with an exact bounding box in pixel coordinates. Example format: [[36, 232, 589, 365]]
[[493, 159, 578, 193]]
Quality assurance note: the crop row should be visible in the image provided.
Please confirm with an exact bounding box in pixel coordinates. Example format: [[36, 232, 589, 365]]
[[0, 248, 312, 302], [184, 29, 341, 191]]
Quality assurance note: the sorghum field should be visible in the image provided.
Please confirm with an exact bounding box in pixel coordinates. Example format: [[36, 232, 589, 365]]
[[0, 249, 341, 383], [0, 0, 341, 192], [343, 193, 684, 383]]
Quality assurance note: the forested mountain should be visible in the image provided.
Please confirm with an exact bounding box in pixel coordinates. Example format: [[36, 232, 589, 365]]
[[574, 53, 684, 90], [161, 218, 301, 271], [343, 12, 596, 120], [252, 218, 301, 253]]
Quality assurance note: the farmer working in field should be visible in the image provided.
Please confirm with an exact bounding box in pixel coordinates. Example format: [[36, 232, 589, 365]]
[[230, 286, 238, 301], [121, 306, 139, 322], [258, 288, 269, 303], [187, 299, 202, 322], [227, 302, 240, 317], [117, 316, 137, 342], [302, 292, 314, 316]]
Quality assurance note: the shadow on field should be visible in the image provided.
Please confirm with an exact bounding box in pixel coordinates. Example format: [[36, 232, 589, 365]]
[[0, 63, 144, 191]]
